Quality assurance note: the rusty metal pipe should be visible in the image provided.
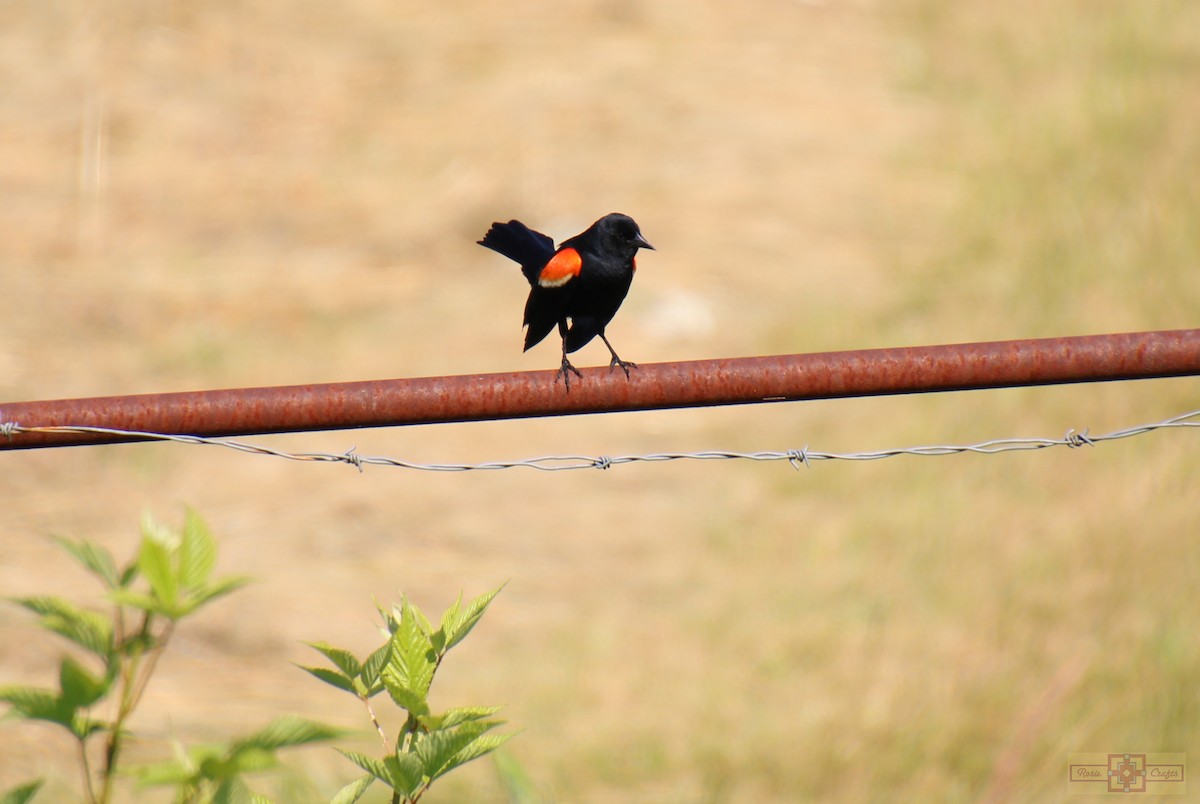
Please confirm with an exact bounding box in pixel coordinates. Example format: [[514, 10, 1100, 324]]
[[2, 329, 1198, 450]]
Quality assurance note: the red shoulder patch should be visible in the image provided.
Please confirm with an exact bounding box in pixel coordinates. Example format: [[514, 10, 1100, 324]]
[[538, 247, 582, 288]]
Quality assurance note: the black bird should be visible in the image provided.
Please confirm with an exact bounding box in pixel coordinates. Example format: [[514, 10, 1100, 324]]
[[478, 213, 654, 388]]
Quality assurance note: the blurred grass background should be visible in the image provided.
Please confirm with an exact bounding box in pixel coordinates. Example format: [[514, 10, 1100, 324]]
[[2, 0, 1197, 800]]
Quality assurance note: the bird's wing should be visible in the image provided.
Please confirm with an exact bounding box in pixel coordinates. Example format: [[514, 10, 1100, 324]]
[[537, 247, 582, 288]]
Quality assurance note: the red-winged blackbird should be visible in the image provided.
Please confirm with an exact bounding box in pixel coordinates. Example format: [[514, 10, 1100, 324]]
[[478, 212, 654, 388]]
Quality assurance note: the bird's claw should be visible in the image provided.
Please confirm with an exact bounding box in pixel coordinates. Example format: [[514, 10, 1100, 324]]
[[555, 357, 584, 390], [608, 357, 638, 379]]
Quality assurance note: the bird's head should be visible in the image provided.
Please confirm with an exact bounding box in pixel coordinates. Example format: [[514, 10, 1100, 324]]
[[598, 213, 654, 255]]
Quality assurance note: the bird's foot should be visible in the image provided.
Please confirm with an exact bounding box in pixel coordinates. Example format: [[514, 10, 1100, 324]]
[[608, 356, 638, 379], [555, 356, 584, 390]]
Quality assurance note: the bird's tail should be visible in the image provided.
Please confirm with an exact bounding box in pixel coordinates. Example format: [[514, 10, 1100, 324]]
[[478, 220, 556, 285]]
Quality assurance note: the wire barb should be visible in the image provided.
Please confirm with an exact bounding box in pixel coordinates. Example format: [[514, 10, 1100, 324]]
[[0, 409, 1196, 474], [1064, 428, 1095, 448], [340, 447, 364, 472], [786, 448, 810, 470]]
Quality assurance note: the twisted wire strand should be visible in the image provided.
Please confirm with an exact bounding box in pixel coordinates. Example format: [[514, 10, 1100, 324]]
[[3, 410, 1197, 473]]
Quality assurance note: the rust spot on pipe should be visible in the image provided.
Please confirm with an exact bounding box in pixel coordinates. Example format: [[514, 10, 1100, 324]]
[[2, 329, 1198, 450]]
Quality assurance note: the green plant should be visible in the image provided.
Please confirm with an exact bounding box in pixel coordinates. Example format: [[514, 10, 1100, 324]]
[[0, 780, 45, 804], [0, 509, 342, 803], [1, 513, 515, 803], [131, 715, 347, 802], [301, 586, 513, 804]]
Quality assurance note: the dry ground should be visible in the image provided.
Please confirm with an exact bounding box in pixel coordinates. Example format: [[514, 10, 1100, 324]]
[[2, 0, 1198, 801]]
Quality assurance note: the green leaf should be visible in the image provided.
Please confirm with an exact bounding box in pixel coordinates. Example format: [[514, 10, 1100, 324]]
[[0, 685, 74, 729], [419, 705, 504, 731], [70, 713, 108, 740], [432, 592, 462, 654], [416, 721, 502, 782], [136, 717, 349, 792], [138, 534, 178, 611], [379, 671, 430, 717], [388, 602, 436, 698], [13, 595, 72, 619], [233, 716, 347, 751], [179, 508, 217, 588], [222, 745, 277, 775], [361, 643, 390, 696], [140, 511, 179, 550], [339, 750, 425, 797], [132, 740, 198, 787], [0, 778, 45, 804], [441, 584, 505, 652], [58, 656, 109, 709], [210, 775, 260, 804], [118, 560, 140, 588], [304, 641, 361, 678], [447, 731, 514, 771], [52, 536, 119, 588], [13, 596, 113, 657], [383, 753, 426, 798], [440, 706, 504, 728], [107, 589, 162, 616], [179, 575, 251, 615], [0, 685, 56, 713], [337, 750, 393, 787], [407, 599, 433, 636], [198, 752, 236, 781], [374, 600, 400, 635], [132, 759, 194, 788], [329, 774, 374, 804], [296, 665, 355, 694]]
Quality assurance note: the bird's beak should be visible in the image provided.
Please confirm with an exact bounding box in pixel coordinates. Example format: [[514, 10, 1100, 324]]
[[635, 232, 655, 251]]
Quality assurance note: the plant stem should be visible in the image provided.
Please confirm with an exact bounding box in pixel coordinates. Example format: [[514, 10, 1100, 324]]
[[126, 619, 175, 713], [399, 712, 421, 753], [364, 697, 389, 751], [98, 613, 175, 803], [78, 737, 97, 804]]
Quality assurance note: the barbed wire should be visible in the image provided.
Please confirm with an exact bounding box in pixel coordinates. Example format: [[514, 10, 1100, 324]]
[[2, 408, 1197, 473]]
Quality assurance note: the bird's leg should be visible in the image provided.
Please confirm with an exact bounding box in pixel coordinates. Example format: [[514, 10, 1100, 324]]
[[599, 332, 637, 378], [555, 341, 583, 390]]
